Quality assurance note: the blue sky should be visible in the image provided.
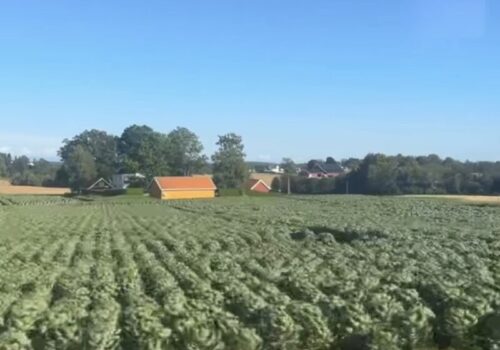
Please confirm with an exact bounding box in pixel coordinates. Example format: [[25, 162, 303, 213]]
[[0, 0, 499, 162]]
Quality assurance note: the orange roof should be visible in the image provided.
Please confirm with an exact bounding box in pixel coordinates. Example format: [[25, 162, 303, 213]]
[[247, 178, 271, 190], [247, 179, 260, 189], [154, 176, 216, 191]]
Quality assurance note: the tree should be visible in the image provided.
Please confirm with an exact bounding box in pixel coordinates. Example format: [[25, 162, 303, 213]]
[[254, 164, 267, 173], [271, 177, 281, 192], [307, 160, 318, 171], [166, 127, 207, 176], [0, 160, 6, 178], [326, 157, 336, 164], [318, 177, 336, 193], [64, 145, 97, 191], [8, 156, 34, 185], [341, 158, 361, 171], [10, 156, 31, 176], [211, 133, 247, 189], [0, 153, 11, 177], [492, 177, 500, 194], [59, 129, 118, 179], [119, 125, 170, 180], [363, 154, 399, 194], [281, 158, 297, 195], [119, 125, 154, 173]]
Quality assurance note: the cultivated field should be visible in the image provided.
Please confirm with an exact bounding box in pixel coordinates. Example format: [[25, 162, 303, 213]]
[[0, 179, 69, 195], [404, 194, 500, 204], [0, 195, 499, 349]]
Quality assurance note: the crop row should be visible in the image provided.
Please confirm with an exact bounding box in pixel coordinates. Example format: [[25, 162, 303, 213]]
[[0, 197, 498, 349]]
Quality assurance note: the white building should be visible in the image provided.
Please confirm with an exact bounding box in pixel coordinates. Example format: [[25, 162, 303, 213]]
[[268, 165, 285, 174], [111, 173, 145, 189]]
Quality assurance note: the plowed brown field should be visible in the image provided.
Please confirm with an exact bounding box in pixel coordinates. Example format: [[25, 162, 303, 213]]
[[0, 179, 69, 195], [405, 194, 500, 204]]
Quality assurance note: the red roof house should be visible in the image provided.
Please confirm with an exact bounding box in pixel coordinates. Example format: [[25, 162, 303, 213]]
[[247, 179, 271, 193]]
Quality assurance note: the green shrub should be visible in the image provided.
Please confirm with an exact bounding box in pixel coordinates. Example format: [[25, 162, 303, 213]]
[[126, 187, 145, 196], [217, 188, 243, 197]]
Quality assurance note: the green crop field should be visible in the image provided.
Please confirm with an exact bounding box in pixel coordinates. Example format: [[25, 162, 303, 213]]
[[0, 195, 499, 350]]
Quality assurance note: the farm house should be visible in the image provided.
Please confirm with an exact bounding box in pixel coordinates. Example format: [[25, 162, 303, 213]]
[[149, 176, 217, 200], [247, 179, 271, 193]]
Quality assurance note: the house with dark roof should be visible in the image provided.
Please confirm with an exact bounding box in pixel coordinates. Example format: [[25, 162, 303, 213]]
[[300, 161, 344, 179], [87, 178, 114, 191]]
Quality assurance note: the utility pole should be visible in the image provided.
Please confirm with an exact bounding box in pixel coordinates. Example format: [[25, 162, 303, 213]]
[[346, 179, 349, 195]]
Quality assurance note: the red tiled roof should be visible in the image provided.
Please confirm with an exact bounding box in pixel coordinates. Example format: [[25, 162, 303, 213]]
[[247, 179, 259, 189], [155, 176, 216, 191], [247, 178, 271, 190]]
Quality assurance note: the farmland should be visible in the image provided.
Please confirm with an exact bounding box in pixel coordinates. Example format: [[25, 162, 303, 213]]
[[404, 194, 500, 205], [0, 180, 69, 195], [0, 195, 499, 349]]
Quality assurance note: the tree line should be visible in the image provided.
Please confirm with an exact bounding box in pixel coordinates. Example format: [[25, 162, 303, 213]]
[[0, 154, 62, 187], [273, 154, 500, 195], [2, 129, 500, 195]]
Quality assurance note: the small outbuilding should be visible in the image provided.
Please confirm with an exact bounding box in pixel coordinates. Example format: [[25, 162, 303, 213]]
[[150, 176, 217, 200], [247, 179, 271, 193], [112, 173, 146, 189], [87, 178, 114, 191]]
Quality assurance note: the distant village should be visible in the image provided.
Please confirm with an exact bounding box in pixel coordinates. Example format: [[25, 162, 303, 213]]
[[3, 124, 499, 198], [85, 157, 349, 200]]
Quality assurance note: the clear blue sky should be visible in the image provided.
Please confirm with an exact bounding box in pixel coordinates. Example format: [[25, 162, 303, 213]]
[[0, 0, 499, 162]]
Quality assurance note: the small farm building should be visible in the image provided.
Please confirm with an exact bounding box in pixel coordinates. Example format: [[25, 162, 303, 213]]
[[150, 176, 217, 200], [112, 173, 145, 189], [247, 179, 271, 193], [87, 178, 113, 191]]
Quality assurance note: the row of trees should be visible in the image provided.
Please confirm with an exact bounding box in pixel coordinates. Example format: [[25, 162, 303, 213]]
[[3, 130, 500, 195], [343, 153, 500, 195], [276, 154, 500, 195], [0, 154, 62, 186], [58, 125, 247, 190]]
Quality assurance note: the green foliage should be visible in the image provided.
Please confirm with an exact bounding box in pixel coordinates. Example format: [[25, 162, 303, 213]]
[[274, 176, 337, 194], [126, 187, 145, 196], [8, 159, 64, 187], [118, 124, 170, 180], [280, 158, 297, 195], [0, 196, 499, 348], [345, 153, 500, 195], [212, 133, 248, 189], [64, 145, 97, 190], [280, 158, 297, 175], [166, 127, 207, 176], [271, 177, 281, 192], [81, 188, 127, 196], [59, 129, 118, 180], [218, 188, 244, 196], [0, 153, 11, 178]]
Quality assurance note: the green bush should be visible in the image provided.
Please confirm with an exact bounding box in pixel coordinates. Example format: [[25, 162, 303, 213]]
[[244, 189, 280, 197], [217, 188, 243, 197], [126, 187, 145, 196]]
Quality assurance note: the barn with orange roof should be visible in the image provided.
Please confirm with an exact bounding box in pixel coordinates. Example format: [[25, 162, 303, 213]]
[[150, 176, 217, 200]]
